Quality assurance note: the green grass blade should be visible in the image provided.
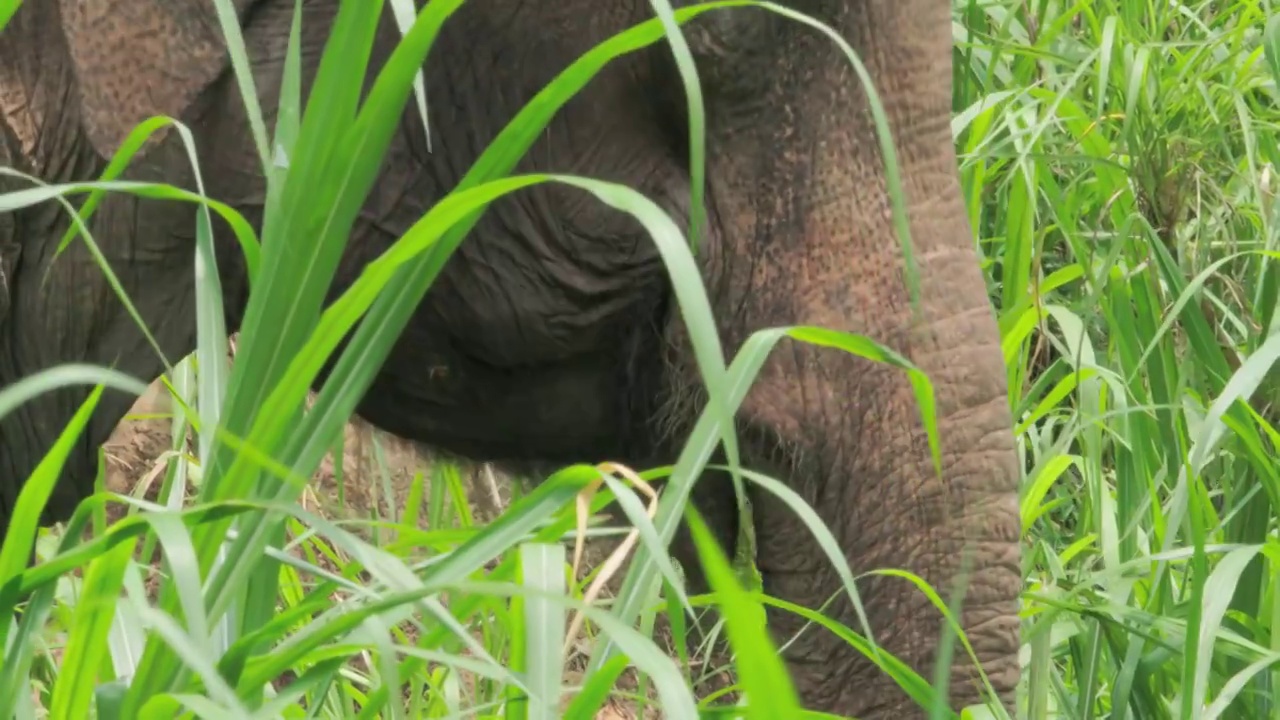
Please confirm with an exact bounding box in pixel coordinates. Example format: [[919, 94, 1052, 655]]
[[48, 536, 136, 720]]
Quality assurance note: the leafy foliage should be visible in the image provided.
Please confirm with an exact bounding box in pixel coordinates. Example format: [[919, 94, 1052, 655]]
[[956, 0, 1280, 716]]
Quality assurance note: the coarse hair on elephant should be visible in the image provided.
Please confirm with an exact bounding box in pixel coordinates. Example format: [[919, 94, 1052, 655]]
[[0, 1, 1022, 717]]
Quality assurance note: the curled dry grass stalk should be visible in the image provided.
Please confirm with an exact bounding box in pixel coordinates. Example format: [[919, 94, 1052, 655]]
[[565, 462, 662, 660]]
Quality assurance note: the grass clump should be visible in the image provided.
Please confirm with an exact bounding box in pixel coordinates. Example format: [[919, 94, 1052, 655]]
[[957, 0, 1280, 717]]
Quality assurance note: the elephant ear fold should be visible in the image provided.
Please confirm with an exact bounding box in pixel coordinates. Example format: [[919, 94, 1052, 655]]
[[58, 0, 255, 159]]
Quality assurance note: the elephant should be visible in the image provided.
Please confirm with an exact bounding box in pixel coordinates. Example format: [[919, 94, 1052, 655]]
[[0, 0, 1022, 717]]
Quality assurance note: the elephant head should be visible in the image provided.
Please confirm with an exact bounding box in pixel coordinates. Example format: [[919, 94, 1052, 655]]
[[1, 1, 1021, 717]]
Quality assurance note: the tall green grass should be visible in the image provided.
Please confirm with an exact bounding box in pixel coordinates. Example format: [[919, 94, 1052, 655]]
[[956, 0, 1280, 717], [0, 1, 976, 719]]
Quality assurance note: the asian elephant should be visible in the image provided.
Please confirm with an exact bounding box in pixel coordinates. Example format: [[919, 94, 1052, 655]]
[[0, 0, 1022, 717]]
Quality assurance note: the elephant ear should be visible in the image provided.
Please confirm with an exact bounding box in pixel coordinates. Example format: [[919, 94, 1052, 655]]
[[58, 0, 257, 158]]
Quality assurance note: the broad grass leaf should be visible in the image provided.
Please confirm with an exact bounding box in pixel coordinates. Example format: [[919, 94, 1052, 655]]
[[0, 0, 20, 29], [1021, 454, 1081, 533], [1190, 545, 1265, 714], [0, 386, 107, 716], [562, 654, 632, 719], [687, 506, 801, 717], [0, 386, 105, 585], [48, 536, 136, 719], [519, 543, 567, 720]]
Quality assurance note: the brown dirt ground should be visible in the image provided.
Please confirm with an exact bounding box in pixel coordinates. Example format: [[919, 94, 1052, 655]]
[[98, 371, 730, 718]]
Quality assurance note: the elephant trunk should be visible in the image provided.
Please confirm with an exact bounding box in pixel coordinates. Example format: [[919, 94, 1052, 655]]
[[675, 0, 1022, 715]]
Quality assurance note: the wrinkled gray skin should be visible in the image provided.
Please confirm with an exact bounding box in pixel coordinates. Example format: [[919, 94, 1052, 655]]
[[0, 1, 1021, 716]]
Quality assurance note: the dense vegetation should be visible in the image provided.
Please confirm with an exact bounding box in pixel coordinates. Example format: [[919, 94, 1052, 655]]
[[0, 0, 1277, 718], [966, 1, 1280, 718]]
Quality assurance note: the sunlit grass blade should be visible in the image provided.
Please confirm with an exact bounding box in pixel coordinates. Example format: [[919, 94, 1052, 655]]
[[0, 385, 105, 583], [519, 543, 567, 720], [0, 385, 108, 717], [0, 0, 21, 30], [562, 653, 632, 719], [685, 505, 800, 717], [47, 536, 136, 720]]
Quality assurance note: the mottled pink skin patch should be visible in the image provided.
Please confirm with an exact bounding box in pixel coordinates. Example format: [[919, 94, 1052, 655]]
[[59, 0, 256, 158]]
